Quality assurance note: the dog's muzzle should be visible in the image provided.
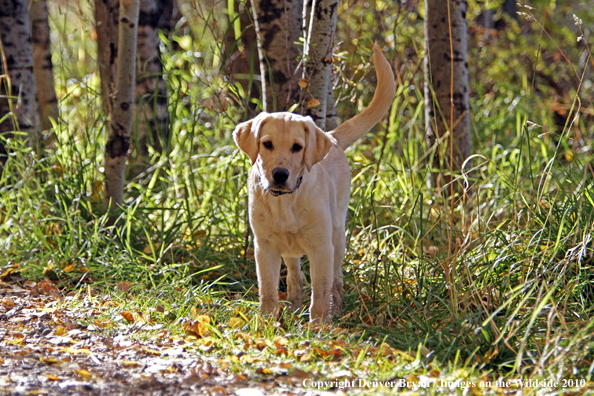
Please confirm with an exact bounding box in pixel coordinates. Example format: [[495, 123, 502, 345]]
[[260, 175, 304, 197]]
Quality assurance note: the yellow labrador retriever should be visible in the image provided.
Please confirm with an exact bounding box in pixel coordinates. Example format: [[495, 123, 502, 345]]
[[233, 45, 395, 322]]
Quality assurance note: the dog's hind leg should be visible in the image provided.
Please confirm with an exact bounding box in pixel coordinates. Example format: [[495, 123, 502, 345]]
[[331, 232, 345, 317], [284, 256, 303, 314], [255, 243, 282, 316]]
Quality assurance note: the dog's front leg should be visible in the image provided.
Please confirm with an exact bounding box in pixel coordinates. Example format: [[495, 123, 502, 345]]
[[254, 242, 282, 316], [308, 246, 334, 323], [284, 257, 303, 314]]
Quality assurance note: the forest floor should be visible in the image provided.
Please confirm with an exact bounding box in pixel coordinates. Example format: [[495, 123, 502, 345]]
[[0, 275, 313, 396], [1, 272, 590, 396]]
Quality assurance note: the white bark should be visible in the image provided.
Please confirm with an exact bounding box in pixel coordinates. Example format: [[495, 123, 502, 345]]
[[424, 0, 471, 183], [103, 0, 140, 209], [325, 67, 337, 130], [303, 0, 337, 130], [0, 0, 37, 163], [30, 0, 59, 133]]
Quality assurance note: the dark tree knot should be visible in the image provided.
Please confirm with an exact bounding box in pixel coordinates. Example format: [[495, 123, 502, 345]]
[[106, 136, 130, 158]]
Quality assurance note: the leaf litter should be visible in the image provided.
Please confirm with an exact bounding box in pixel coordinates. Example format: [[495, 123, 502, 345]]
[[0, 272, 577, 395], [0, 277, 317, 395]]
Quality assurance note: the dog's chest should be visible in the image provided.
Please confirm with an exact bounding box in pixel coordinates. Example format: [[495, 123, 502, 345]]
[[250, 202, 307, 256]]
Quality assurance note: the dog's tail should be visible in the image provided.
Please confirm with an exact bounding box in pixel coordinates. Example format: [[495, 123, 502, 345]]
[[329, 44, 395, 150]]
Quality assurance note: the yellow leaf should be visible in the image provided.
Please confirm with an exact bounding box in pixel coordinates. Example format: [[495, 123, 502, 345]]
[[45, 374, 60, 381], [142, 347, 161, 356], [195, 314, 211, 324], [565, 149, 575, 162], [0, 268, 15, 279], [298, 78, 308, 88], [63, 265, 75, 272], [40, 307, 56, 313], [241, 355, 256, 363], [55, 326, 66, 336], [307, 98, 321, 108], [228, 317, 245, 329], [74, 369, 92, 378], [300, 353, 312, 362], [196, 337, 215, 346], [133, 312, 148, 324]]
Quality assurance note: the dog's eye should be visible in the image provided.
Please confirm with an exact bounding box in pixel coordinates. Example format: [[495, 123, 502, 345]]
[[291, 144, 302, 153], [262, 141, 273, 150]]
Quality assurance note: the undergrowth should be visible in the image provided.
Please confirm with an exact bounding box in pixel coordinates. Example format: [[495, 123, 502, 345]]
[[1, 0, 594, 385]]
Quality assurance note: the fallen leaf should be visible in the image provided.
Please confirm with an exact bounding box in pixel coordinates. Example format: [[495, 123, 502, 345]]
[[1, 298, 15, 308], [290, 368, 312, 380], [45, 374, 60, 381], [133, 311, 148, 324], [117, 281, 132, 293], [228, 317, 245, 329], [74, 369, 93, 379], [256, 368, 273, 375], [63, 264, 75, 272], [119, 360, 141, 368], [142, 347, 161, 356], [307, 98, 321, 108], [121, 311, 134, 323]]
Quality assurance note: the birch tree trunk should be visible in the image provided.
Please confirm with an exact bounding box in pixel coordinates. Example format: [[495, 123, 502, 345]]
[[103, 0, 140, 209], [96, 0, 171, 157], [424, 0, 471, 190], [251, 0, 302, 112], [325, 68, 337, 130], [302, 0, 337, 130], [0, 0, 37, 164], [30, 0, 59, 133]]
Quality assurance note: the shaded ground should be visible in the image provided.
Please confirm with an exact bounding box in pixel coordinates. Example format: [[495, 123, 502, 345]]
[[0, 279, 311, 396]]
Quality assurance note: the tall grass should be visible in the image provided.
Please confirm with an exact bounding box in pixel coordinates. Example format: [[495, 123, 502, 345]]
[[0, 0, 593, 381]]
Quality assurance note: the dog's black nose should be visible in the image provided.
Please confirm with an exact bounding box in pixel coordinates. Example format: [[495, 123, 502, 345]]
[[272, 168, 289, 184]]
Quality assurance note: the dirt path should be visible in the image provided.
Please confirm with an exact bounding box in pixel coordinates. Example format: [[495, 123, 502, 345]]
[[0, 279, 310, 395]]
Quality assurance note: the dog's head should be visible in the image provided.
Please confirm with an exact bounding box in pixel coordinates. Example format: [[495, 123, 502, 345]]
[[233, 112, 333, 193]]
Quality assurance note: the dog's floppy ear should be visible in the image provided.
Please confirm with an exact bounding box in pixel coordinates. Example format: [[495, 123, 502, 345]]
[[233, 114, 267, 164], [303, 119, 333, 172]]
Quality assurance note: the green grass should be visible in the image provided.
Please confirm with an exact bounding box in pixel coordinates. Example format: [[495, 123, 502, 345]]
[[1, 0, 594, 391]]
